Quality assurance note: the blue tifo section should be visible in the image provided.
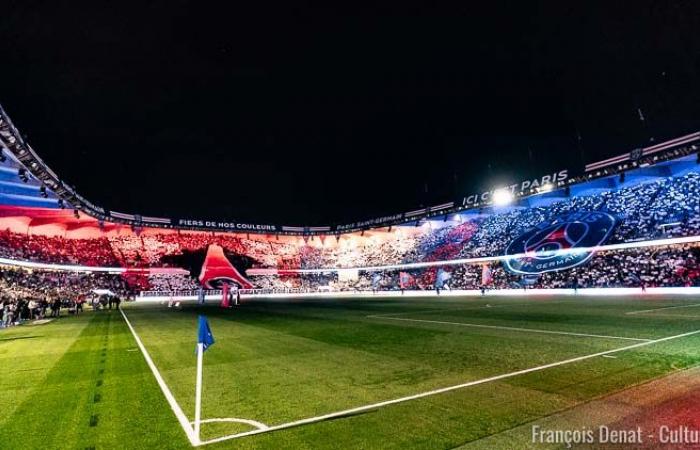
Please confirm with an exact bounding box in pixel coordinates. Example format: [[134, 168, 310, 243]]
[[399, 154, 700, 226], [0, 156, 59, 208]]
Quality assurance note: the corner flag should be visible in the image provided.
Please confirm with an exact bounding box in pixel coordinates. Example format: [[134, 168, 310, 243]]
[[194, 315, 215, 443], [197, 315, 215, 353]]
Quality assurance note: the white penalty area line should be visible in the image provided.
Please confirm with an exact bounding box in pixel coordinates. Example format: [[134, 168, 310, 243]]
[[365, 299, 574, 319], [365, 304, 512, 318], [119, 307, 200, 446], [197, 328, 700, 447], [366, 315, 651, 342], [627, 303, 700, 315]]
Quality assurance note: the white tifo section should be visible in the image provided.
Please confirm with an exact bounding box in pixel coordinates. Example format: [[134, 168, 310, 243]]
[[198, 328, 700, 446], [137, 286, 700, 303], [0, 234, 698, 275], [118, 308, 199, 446], [250, 234, 700, 274]]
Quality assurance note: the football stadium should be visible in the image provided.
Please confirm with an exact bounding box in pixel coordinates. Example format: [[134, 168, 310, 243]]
[[2, 107, 700, 449], [3, 4, 700, 450]]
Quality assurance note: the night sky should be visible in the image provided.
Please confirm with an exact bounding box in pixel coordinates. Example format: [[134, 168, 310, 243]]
[[1, 2, 699, 226]]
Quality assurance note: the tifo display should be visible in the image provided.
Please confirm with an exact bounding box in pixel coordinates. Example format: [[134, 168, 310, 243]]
[[0, 155, 699, 300]]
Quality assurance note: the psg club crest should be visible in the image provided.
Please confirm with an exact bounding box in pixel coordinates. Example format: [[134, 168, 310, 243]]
[[504, 212, 616, 275]]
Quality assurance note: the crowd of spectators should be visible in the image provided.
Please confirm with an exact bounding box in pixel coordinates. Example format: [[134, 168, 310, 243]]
[[0, 266, 133, 327], [2, 173, 699, 272], [457, 173, 700, 260], [248, 243, 700, 293], [446, 243, 700, 290], [147, 273, 200, 291], [3, 242, 697, 311], [0, 231, 120, 266], [0, 172, 700, 299]]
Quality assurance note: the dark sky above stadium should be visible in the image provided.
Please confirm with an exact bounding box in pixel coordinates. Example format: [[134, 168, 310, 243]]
[[1, 2, 699, 226]]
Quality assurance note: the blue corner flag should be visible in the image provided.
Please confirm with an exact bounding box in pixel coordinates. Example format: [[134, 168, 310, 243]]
[[197, 315, 215, 353]]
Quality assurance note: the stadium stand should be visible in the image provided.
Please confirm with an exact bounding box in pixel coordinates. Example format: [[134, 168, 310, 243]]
[[0, 172, 698, 271], [0, 108, 699, 301]]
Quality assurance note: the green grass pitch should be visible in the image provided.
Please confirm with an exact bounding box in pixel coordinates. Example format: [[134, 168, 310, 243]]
[[2, 294, 700, 449]]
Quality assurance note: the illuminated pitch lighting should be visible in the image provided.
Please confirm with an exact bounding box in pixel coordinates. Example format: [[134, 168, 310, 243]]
[[453, 214, 462, 222], [492, 189, 513, 206]]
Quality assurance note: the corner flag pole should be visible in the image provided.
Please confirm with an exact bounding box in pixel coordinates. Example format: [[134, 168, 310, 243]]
[[194, 315, 214, 444], [194, 342, 204, 443]]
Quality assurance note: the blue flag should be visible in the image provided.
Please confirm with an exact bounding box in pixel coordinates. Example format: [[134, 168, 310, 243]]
[[197, 315, 215, 353], [436, 269, 452, 288]]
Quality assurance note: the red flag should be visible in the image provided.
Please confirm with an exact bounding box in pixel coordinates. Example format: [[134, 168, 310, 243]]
[[399, 272, 414, 289], [481, 265, 493, 286], [221, 284, 230, 308], [199, 244, 254, 289]]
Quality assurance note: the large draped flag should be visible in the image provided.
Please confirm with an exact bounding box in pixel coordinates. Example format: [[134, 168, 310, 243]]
[[199, 244, 254, 289], [372, 273, 382, 289], [197, 316, 215, 353], [481, 265, 493, 286], [436, 268, 451, 288], [399, 272, 414, 289]]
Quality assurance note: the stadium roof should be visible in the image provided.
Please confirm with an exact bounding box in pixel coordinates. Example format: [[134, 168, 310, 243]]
[[0, 101, 698, 236], [3, 2, 700, 227]]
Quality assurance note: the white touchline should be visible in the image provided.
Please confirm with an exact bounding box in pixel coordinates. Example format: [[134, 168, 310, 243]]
[[119, 307, 200, 446], [627, 303, 700, 315], [365, 316, 652, 342], [197, 328, 700, 447]]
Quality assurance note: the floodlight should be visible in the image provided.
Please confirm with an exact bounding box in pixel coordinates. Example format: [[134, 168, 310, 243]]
[[492, 189, 513, 206]]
